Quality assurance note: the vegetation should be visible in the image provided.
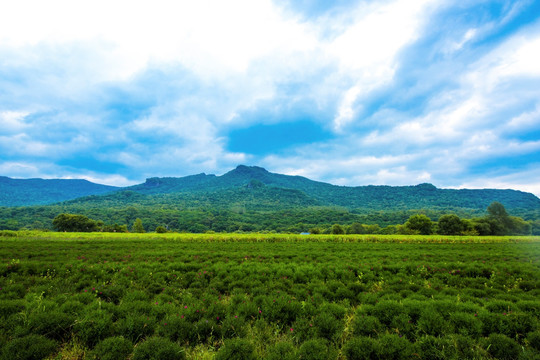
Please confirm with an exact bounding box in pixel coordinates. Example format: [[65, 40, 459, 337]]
[[0, 232, 539, 359], [0, 176, 117, 207]]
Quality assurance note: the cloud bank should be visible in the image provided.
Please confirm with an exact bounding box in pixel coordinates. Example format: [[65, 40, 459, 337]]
[[0, 0, 539, 196]]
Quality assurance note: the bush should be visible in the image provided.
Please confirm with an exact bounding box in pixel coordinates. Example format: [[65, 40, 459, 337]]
[[417, 309, 448, 337], [415, 336, 455, 360], [157, 316, 192, 343], [265, 341, 296, 360], [484, 333, 520, 360], [27, 310, 74, 341], [221, 316, 247, 339], [216, 339, 256, 360], [451, 334, 479, 359], [132, 337, 185, 360], [343, 337, 376, 360], [193, 318, 219, 344], [314, 312, 344, 342], [375, 334, 413, 360], [90, 336, 133, 360], [115, 314, 156, 343], [370, 301, 403, 327], [155, 226, 167, 233], [1, 334, 57, 360], [528, 331, 540, 351], [298, 339, 334, 360], [73, 310, 114, 347], [448, 312, 482, 337]]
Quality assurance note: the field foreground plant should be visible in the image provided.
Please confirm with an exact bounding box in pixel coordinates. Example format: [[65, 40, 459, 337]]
[[0, 232, 539, 359]]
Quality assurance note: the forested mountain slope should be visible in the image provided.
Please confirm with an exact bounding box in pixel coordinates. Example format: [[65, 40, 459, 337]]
[[0, 176, 118, 206], [124, 165, 540, 213], [2, 165, 539, 213]]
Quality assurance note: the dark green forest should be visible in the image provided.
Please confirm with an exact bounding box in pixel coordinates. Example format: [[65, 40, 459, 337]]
[[1, 166, 539, 235]]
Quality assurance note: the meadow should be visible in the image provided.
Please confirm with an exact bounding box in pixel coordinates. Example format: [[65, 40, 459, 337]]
[[1, 231, 539, 359]]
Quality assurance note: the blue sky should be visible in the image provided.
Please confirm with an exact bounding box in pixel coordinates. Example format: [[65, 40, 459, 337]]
[[1, 0, 540, 196]]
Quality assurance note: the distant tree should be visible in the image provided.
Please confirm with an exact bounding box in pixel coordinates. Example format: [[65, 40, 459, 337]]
[[309, 227, 321, 234], [347, 222, 364, 234], [437, 214, 465, 235], [155, 225, 167, 233], [331, 224, 345, 234], [531, 220, 540, 236], [52, 213, 99, 232], [132, 218, 145, 233], [404, 214, 433, 235], [364, 224, 382, 234], [507, 216, 532, 235], [487, 201, 509, 218]]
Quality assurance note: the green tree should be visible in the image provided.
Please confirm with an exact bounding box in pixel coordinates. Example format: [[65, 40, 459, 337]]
[[132, 218, 145, 233], [155, 225, 167, 233], [52, 213, 99, 232], [487, 201, 512, 234], [331, 224, 345, 234], [437, 214, 465, 235], [404, 214, 433, 235], [347, 222, 364, 234]]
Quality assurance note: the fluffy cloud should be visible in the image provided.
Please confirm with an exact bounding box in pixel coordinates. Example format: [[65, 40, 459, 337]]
[[0, 0, 539, 197]]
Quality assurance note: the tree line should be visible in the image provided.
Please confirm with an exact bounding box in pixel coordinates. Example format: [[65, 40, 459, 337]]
[[51, 202, 534, 236]]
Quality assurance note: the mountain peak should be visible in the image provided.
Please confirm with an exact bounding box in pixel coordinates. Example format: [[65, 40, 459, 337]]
[[233, 165, 269, 174]]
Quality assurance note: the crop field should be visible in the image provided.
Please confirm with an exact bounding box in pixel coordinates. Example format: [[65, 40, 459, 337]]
[[1, 232, 539, 359]]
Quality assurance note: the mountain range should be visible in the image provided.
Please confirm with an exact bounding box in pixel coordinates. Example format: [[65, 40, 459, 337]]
[[1, 165, 539, 216]]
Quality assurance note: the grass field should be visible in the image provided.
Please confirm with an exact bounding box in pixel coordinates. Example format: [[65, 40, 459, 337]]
[[1, 232, 539, 359]]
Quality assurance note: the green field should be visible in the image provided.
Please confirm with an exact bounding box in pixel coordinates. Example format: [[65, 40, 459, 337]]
[[1, 232, 539, 359]]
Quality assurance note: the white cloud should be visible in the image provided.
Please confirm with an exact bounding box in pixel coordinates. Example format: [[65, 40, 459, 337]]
[[0, 111, 29, 133], [456, 166, 540, 198]]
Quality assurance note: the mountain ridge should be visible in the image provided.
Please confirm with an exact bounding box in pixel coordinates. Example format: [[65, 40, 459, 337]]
[[1, 165, 539, 213]]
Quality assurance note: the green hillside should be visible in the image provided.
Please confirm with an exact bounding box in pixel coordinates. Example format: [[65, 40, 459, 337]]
[[0, 176, 118, 206], [1, 165, 539, 233], [124, 165, 540, 213]]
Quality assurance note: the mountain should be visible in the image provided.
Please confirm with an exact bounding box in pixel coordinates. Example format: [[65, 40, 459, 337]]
[[1, 165, 539, 232], [120, 165, 540, 213], [2, 165, 540, 214], [0, 176, 118, 206]]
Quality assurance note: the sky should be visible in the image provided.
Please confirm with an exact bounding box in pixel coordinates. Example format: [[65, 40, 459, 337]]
[[1, 0, 540, 196]]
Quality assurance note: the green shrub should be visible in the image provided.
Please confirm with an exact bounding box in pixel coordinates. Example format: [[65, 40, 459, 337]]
[[298, 339, 334, 360], [291, 317, 316, 344], [115, 314, 156, 343], [343, 337, 376, 360], [27, 310, 74, 341], [484, 333, 520, 360], [504, 312, 536, 340], [370, 301, 403, 327], [375, 334, 413, 360], [90, 336, 133, 360], [451, 334, 479, 359], [155, 226, 167, 233], [314, 311, 344, 342], [352, 315, 383, 337], [132, 337, 185, 360], [216, 338, 256, 360], [265, 341, 296, 360], [415, 336, 455, 360], [221, 316, 247, 339], [193, 318, 219, 344], [73, 310, 114, 347], [417, 309, 448, 337], [0, 300, 25, 320], [1, 334, 57, 360], [157, 316, 192, 343], [448, 311, 482, 337], [528, 331, 540, 351]]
